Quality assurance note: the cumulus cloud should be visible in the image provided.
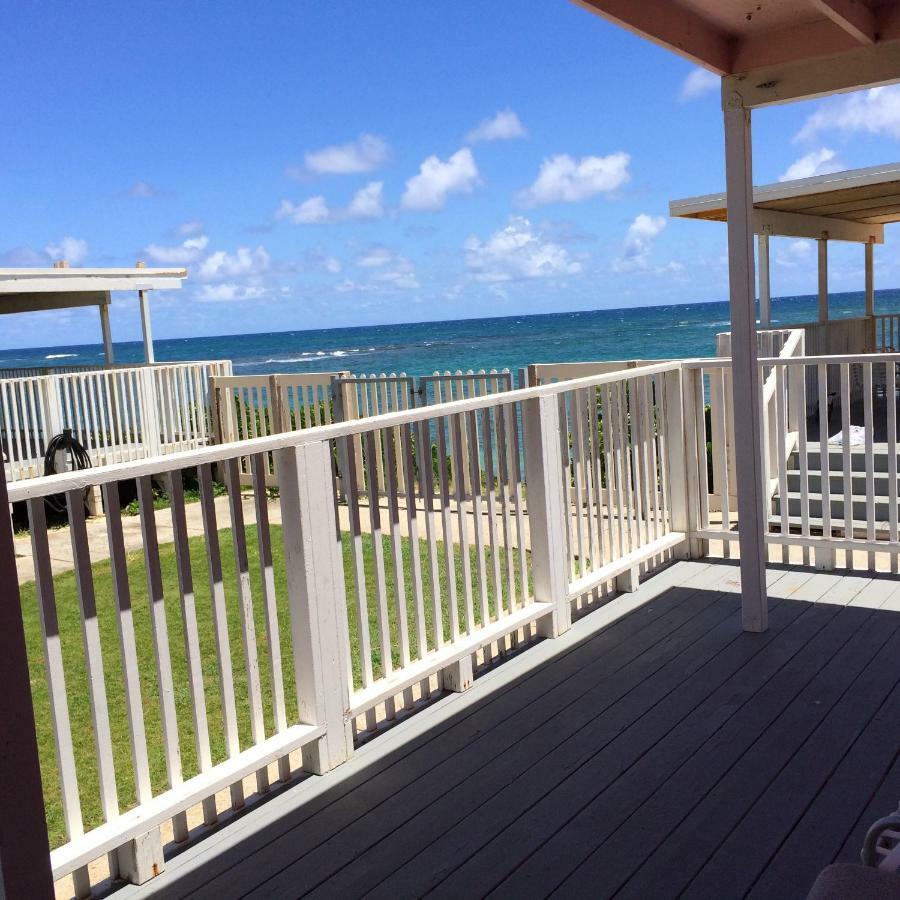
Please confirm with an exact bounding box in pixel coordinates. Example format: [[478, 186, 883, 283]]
[[615, 214, 667, 271], [197, 245, 270, 281], [401, 148, 480, 211], [276, 181, 384, 224], [465, 109, 527, 143], [775, 239, 814, 268], [779, 148, 843, 182], [300, 133, 390, 176], [276, 196, 331, 224], [795, 85, 900, 142], [355, 246, 419, 289], [129, 180, 158, 198], [518, 152, 630, 207], [144, 234, 210, 265], [196, 284, 267, 303], [464, 216, 582, 283], [345, 181, 385, 219], [45, 236, 88, 265], [680, 67, 719, 101]]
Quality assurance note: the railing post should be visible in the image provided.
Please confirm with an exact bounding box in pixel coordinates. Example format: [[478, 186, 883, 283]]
[[139, 366, 162, 458], [664, 366, 701, 558], [274, 439, 353, 775], [522, 394, 570, 638]]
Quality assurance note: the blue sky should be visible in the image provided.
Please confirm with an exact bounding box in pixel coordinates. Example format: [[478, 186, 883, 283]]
[[4, 0, 900, 349]]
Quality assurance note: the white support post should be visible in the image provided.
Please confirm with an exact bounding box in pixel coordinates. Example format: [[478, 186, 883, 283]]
[[522, 394, 570, 638], [115, 828, 164, 885], [758, 233, 771, 328], [818, 238, 829, 323], [0, 467, 55, 899], [865, 241, 875, 318], [274, 440, 353, 775], [139, 290, 155, 364], [441, 654, 474, 692], [99, 295, 114, 365], [139, 367, 162, 458], [664, 367, 700, 558], [724, 92, 768, 633]]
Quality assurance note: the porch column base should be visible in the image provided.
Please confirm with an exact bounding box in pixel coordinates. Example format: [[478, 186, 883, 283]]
[[115, 827, 165, 885]]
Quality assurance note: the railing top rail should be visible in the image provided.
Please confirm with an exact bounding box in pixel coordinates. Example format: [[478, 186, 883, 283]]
[[6, 358, 683, 502], [684, 351, 900, 370], [0, 359, 231, 386]]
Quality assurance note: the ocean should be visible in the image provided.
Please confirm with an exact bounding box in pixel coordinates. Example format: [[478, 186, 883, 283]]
[[3, 289, 900, 378]]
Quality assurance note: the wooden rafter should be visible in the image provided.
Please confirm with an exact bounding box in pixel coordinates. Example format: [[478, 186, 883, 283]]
[[807, 0, 876, 45]]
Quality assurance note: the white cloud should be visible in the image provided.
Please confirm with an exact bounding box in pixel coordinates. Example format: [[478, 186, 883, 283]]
[[401, 148, 480, 212], [44, 236, 88, 265], [680, 67, 719, 102], [779, 148, 843, 182], [795, 85, 900, 142], [144, 234, 209, 265], [196, 283, 266, 302], [276, 181, 384, 224], [302, 133, 390, 175], [130, 180, 158, 198], [518, 152, 630, 207], [775, 239, 814, 268], [465, 109, 527, 143], [177, 220, 204, 236], [617, 214, 667, 270], [355, 246, 419, 289], [346, 181, 384, 219], [197, 245, 270, 281], [464, 216, 582, 283], [277, 196, 331, 224]]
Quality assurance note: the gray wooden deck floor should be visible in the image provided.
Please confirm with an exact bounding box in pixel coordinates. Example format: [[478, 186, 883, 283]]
[[122, 560, 900, 900]]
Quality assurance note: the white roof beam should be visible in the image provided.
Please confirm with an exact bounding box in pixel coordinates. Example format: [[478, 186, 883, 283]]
[[753, 208, 883, 243], [807, 0, 876, 45], [725, 38, 900, 107]]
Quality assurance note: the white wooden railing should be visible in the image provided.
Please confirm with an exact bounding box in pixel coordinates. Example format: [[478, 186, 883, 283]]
[[692, 350, 900, 572], [9, 359, 686, 896], [0, 361, 231, 482], [875, 313, 900, 352], [17, 346, 900, 895]]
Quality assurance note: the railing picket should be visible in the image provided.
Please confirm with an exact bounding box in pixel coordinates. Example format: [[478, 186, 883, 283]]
[[223, 457, 268, 793], [817, 362, 834, 569], [840, 364, 853, 567], [864, 362, 876, 570], [165, 472, 218, 821], [198, 463, 244, 810], [889, 361, 899, 574]]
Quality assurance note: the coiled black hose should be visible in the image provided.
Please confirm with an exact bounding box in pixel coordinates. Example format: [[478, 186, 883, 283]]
[[43, 429, 92, 514]]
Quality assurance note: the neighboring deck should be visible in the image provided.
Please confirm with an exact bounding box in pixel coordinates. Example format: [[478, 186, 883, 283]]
[[119, 560, 900, 900]]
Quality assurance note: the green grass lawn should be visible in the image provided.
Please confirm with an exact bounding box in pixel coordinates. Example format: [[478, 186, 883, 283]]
[[20, 523, 527, 848]]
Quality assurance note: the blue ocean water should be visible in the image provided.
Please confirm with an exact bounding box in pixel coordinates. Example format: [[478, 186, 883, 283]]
[[3, 289, 900, 377]]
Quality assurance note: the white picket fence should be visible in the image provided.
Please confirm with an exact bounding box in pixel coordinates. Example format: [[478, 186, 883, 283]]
[[0, 361, 232, 482]]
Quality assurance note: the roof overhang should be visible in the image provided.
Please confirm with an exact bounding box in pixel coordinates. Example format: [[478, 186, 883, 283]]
[[573, 1, 900, 106], [668, 162, 900, 243], [0, 267, 187, 296], [0, 267, 188, 316]]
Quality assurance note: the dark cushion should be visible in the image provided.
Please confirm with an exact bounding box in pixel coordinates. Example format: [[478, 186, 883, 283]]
[[806, 863, 900, 900]]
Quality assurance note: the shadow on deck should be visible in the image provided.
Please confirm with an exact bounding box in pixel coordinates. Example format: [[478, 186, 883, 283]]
[[121, 561, 900, 900]]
